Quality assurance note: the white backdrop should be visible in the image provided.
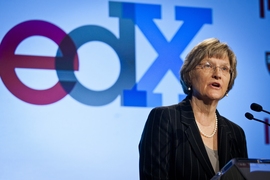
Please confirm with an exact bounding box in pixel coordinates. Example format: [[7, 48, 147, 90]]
[[0, 0, 270, 179]]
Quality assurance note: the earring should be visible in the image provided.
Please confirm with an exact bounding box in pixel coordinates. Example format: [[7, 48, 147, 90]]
[[188, 87, 191, 91], [226, 93, 228, 97]]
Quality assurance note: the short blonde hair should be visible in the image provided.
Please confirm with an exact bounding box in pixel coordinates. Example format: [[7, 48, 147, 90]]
[[180, 38, 237, 95]]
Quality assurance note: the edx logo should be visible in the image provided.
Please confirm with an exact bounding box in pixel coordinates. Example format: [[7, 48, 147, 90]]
[[0, 2, 212, 107]]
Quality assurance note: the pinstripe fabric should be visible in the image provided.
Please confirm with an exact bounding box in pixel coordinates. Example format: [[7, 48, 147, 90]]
[[139, 97, 248, 180]]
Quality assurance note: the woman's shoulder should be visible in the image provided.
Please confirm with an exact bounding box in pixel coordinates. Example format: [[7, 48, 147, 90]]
[[152, 103, 180, 111], [218, 114, 245, 134], [149, 104, 181, 118], [151, 97, 190, 112]]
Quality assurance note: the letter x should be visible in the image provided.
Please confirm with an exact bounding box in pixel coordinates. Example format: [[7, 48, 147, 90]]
[[123, 3, 212, 107]]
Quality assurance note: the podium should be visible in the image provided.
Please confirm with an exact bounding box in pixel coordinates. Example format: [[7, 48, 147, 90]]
[[211, 158, 270, 180]]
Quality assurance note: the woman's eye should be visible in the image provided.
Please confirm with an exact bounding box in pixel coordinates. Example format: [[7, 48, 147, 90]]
[[204, 63, 211, 68], [221, 66, 229, 71]]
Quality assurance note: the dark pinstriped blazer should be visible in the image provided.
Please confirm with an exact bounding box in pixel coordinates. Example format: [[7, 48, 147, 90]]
[[139, 97, 248, 180]]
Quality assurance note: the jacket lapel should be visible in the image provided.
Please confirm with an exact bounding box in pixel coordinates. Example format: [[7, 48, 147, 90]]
[[217, 112, 233, 168], [179, 99, 216, 177]]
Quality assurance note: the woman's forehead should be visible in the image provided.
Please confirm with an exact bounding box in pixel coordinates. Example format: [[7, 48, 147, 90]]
[[202, 56, 229, 62]]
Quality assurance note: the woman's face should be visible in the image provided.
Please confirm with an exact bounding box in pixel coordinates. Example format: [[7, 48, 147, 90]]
[[190, 56, 231, 102]]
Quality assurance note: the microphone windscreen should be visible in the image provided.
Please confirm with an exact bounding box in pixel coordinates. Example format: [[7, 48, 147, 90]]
[[250, 103, 263, 112], [245, 112, 253, 120]]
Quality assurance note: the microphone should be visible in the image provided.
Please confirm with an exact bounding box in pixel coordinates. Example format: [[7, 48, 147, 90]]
[[245, 112, 270, 126], [250, 103, 270, 114]]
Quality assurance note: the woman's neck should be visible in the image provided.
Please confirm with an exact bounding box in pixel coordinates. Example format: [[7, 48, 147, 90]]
[[190, 96, 218, 125]]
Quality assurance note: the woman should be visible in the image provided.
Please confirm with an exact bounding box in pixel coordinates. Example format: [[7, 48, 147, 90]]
[[139, 38, 248, 180]]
